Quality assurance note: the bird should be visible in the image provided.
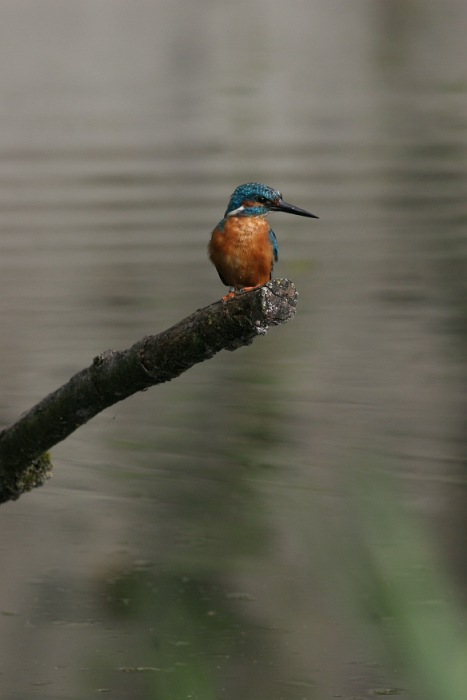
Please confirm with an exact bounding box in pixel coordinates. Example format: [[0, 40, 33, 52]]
[[208, 182, 318, 300]]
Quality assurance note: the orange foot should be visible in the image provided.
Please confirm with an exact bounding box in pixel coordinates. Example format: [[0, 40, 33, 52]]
[[222, 285, 261, 301]]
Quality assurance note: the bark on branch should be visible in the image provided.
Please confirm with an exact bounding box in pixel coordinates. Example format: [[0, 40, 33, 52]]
[[0, 279, 297, 505]]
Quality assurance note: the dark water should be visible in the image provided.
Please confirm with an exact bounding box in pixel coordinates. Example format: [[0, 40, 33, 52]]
[[0, 2, 466, 698]]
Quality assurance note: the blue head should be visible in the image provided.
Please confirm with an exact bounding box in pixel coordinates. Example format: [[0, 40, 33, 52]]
[[224, 182, 319, 219]]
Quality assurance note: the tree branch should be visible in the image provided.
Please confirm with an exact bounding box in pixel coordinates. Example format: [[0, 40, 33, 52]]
[[0, 279, 297, 504]]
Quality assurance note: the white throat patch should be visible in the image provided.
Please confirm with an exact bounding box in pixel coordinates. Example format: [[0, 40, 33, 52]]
[[226, 205, 245, 217]]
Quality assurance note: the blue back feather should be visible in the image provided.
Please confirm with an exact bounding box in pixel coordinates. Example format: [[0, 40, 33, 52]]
[[268, 228, 279, 263]]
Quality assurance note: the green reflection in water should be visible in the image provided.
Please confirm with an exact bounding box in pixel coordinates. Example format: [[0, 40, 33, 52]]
[[93, 567, 310, 700], [350, 467, 467, 700], [93, 345, 315, 698]]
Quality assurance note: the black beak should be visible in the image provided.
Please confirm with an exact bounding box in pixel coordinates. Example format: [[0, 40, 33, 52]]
[[270, 198, 319, 219]]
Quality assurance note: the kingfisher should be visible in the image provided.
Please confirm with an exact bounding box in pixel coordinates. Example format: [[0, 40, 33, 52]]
[[209, 183, 318, 299]]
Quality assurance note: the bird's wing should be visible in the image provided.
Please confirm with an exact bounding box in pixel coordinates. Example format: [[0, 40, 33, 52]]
[[268, 228, 279, 263]]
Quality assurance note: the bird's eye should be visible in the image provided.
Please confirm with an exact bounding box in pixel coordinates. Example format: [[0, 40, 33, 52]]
[[257, 196, 267, 204]]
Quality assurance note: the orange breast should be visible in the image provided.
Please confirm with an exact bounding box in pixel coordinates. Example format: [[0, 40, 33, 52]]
[[209, 216, 273, 290]]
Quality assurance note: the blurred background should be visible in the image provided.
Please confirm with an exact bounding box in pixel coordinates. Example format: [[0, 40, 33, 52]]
[[0, 1, 466, 698]]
